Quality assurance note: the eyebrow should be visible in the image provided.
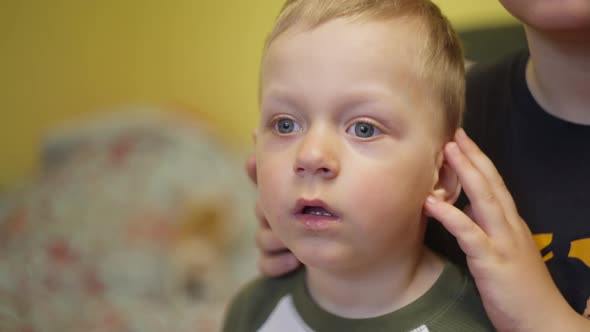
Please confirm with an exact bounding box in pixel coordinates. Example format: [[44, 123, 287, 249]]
[[263, 85, 402, 105], [263, 93, 297, 107], [259, 88, 307, 116], [333, 88, 407, 114], [261, 85, 410, 127]]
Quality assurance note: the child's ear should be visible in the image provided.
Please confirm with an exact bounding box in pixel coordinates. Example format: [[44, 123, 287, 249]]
[[431, 160, 461, 205]]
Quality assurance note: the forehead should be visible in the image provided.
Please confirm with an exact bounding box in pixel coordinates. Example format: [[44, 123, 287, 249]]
[[260, 18, 441, 122], [262, 17, 428, 83]]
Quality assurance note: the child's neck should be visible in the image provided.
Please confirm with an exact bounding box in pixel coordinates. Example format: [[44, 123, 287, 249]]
[[304, 246, 444, 319], [524, 26, 590, 125]]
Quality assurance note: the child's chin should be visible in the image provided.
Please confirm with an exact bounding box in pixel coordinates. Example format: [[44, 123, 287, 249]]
[[291, 242, 350, 270]]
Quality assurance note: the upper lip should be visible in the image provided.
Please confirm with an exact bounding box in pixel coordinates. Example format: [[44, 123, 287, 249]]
[[292, 198, 337, 216]]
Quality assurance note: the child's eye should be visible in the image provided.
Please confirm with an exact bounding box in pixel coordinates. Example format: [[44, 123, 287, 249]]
[[274, 118, 302, 134], [347, 122, 381, 138]]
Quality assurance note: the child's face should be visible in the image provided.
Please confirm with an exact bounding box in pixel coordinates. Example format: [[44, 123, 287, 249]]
[[256, 18, 445, 271]]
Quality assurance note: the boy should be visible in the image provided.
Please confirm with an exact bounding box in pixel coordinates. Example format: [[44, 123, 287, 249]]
[[223, 0, 494, 331], [253, 0, 590, 331]]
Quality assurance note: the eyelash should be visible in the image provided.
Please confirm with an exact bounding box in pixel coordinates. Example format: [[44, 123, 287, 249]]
[[267, 115, 301, 135], [266, 116, 385, 137], [346, 118, 384, 138]]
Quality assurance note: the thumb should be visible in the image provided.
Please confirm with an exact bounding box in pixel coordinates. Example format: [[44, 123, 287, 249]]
[[245, 153, 258, 185]]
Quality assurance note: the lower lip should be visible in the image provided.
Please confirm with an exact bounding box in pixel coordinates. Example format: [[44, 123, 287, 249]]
[[294, 213, 339, 231]]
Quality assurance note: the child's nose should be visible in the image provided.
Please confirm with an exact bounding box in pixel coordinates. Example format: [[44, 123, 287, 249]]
[[293, 131, 340, 179]]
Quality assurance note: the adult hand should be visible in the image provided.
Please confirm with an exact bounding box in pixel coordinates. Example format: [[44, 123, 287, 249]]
[[246, 154, 301, 277], [424, 129, 589, 332]]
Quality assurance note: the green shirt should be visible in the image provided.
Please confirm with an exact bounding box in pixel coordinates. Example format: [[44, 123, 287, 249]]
[[223, 261, 494, 332]]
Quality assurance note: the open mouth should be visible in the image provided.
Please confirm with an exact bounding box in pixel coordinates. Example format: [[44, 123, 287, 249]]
[[302, 206, 334, 217], [294, 199, 337, 218]]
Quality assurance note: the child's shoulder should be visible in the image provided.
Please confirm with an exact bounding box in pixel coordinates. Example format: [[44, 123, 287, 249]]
[[232, 267, 303, 307], [223, 268, 305, 332], [426, 261, 495, 332]]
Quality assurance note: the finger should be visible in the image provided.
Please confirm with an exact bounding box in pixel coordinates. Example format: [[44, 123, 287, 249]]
[[425, 196, 491, 259], [255, 200, 289, 253], [463, 203, 475, 221], [245, 153, 257, 185], [256, 226, 289, 254], [455, 129, 520, 222], [255, 200, 270, 228], [258, 251, 301, 277], [444, 142, 509, 237]]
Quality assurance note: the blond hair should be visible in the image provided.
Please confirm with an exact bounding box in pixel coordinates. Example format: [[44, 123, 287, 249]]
[[263, 0, 465, 139]]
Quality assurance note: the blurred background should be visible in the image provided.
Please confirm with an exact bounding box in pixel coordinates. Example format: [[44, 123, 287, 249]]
[[0, 1, 526, 331]]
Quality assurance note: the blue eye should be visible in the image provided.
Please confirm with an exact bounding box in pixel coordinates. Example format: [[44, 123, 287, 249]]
[[349, 122, 379, 138], [275, 118, 301, 134]]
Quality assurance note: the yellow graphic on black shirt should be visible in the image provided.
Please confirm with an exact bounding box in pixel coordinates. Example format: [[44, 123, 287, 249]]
[[570, 238, 590, 268], [533, 234, 590, 266], [533, 234, 554, 262], [533, 234, 590, 319]]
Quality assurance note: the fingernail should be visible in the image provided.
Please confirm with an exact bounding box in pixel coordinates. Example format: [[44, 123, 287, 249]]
[[426, 195, 438, 205], [446, 142, 459, 155]]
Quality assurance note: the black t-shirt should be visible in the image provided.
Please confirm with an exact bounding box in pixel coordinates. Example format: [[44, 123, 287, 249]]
[[426, 50, 590, 315]]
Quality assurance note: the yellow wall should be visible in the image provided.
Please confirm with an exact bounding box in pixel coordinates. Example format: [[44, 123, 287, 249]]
[[434, 0, 517, 28], [0, 0, 515, 188]]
